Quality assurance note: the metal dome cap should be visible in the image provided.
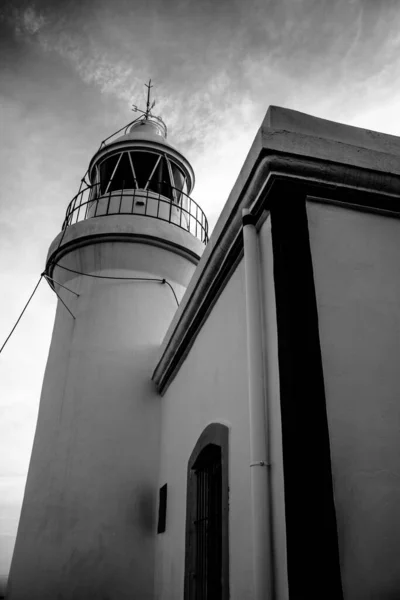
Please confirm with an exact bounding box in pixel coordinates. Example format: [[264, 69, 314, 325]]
[[112, 117, 169, 147], [129, 116, 167, 138]]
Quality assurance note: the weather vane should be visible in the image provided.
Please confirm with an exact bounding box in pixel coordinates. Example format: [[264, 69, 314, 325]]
[[132, 79, 156, 120], [131, 79, 168, 137]]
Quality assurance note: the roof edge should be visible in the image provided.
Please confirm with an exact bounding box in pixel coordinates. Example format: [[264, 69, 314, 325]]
[[152, 106, 400, 393]]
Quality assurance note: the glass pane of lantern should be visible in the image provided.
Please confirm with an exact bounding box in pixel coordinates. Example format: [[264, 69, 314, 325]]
[[130, 152, 158, 188], [108, 152, 135, 192], [171, 162, 187, 204], [148, 157, 173, 200], [171, 163, 186, 193], [99, 154, 119, 194]]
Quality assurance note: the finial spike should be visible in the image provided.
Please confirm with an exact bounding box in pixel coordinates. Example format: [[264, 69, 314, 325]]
[[132, 79, 156, 120], [130, 80, 168, 138], [145, 79, 153, 119]]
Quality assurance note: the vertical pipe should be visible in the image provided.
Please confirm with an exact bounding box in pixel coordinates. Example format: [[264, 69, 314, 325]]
[[242, 208, 272, 599]]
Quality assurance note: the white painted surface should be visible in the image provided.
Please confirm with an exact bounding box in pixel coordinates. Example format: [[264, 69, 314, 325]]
[[47, 213, 204, 265], [8, 231, 198, 600], [154, 260, 254, 600], [308, 201, 400, 600], [9, 211, 286, 599], [154, 230, 287, 600], [258, 216, 288, 600]]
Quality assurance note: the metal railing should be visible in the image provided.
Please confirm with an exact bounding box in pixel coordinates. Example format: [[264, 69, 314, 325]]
[[62, 182, 209, 244]]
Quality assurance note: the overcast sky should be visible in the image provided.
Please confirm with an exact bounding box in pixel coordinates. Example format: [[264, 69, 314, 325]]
[[2, 0, 400, 588]]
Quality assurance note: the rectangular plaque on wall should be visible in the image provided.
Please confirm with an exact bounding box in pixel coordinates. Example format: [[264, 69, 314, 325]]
[[157, 483, 167, 533]]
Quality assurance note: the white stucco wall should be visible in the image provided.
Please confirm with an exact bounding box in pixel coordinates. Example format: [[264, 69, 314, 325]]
[[154, 218, 287, 600], [8, 235, 198, 600], [154, 260, 253, 599], [307, 201, 400, 599]]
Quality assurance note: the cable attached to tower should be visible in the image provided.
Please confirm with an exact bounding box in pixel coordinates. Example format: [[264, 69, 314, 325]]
[[51, 263, 180, 306], [0, 265, 180, 355], [0, 275, 43, 355], [42, 274, 76, 319]]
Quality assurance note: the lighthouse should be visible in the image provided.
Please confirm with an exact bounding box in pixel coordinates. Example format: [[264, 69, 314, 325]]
[[8, 83, 208, 600]]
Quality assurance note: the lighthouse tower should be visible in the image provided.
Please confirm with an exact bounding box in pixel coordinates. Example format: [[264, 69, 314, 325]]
[[8, 85, 208, 600]]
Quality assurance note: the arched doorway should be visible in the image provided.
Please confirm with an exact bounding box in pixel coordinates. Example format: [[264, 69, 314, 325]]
[[184, 423, 229, 599]]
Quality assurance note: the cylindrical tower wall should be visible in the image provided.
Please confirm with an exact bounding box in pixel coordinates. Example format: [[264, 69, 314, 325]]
[[8, 217, 202, 600]]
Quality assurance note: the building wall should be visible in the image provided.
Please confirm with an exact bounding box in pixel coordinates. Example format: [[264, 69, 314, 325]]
[[307, 201, 400, 599], [154, 259, 252, 599], [154, 215, 288, 599], [8, 238, 197, 600]]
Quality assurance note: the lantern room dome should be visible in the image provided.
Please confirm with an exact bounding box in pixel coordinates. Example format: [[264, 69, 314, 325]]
[[112, 117, 169, 147]]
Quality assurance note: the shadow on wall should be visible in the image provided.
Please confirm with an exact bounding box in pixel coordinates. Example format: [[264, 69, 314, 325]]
[[0, 576, 6, 598], [125, 485, 156, 536]]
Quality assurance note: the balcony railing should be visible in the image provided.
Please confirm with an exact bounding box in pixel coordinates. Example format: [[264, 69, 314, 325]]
[[62, 182, 209, 244]]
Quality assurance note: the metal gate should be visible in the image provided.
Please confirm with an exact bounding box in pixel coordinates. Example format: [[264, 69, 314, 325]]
[[193, 445, 222, 599]]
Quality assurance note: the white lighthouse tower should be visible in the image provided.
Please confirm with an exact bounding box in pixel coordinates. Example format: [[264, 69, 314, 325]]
[[8, 83, 208, 600]]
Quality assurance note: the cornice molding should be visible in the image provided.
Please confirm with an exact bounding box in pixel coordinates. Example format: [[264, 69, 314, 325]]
[[46, 214, 204, 279]]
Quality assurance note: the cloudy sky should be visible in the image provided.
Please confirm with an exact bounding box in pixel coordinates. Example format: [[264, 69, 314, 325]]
[[2, 0, 400, 588]]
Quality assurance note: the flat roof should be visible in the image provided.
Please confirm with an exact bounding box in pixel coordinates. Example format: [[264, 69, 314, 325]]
[[263, 105, 400, 158]]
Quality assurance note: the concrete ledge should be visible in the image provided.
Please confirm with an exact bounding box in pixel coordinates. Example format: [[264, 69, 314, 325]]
[[263, 106, 400, 161], [46, 214, 204, 276]]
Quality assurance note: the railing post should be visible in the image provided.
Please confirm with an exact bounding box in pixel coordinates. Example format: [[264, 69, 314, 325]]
[[84, 188, 91, 220], [107, 187, 111, 215], [156, 186, 160, 219], [169, 192, 173, 224], [118, 180, 124, 214]]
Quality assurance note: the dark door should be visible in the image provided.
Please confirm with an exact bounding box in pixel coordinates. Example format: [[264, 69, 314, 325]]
[[193, 445, 222, 599]]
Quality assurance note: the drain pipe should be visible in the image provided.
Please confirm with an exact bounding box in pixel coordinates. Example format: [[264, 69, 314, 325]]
[[242, 208, 272, 599]]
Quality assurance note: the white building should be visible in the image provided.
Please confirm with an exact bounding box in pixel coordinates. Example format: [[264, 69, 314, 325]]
[[7, 101, 400, 599]]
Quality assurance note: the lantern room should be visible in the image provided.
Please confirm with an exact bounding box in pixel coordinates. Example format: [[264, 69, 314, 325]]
[[62, 97, 208, 243], [88, 117, 195, 203]]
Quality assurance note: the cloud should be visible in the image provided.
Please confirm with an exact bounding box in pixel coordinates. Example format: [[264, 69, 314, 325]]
[[4, 0, 400, 157], [19, 5, 46, 34]]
